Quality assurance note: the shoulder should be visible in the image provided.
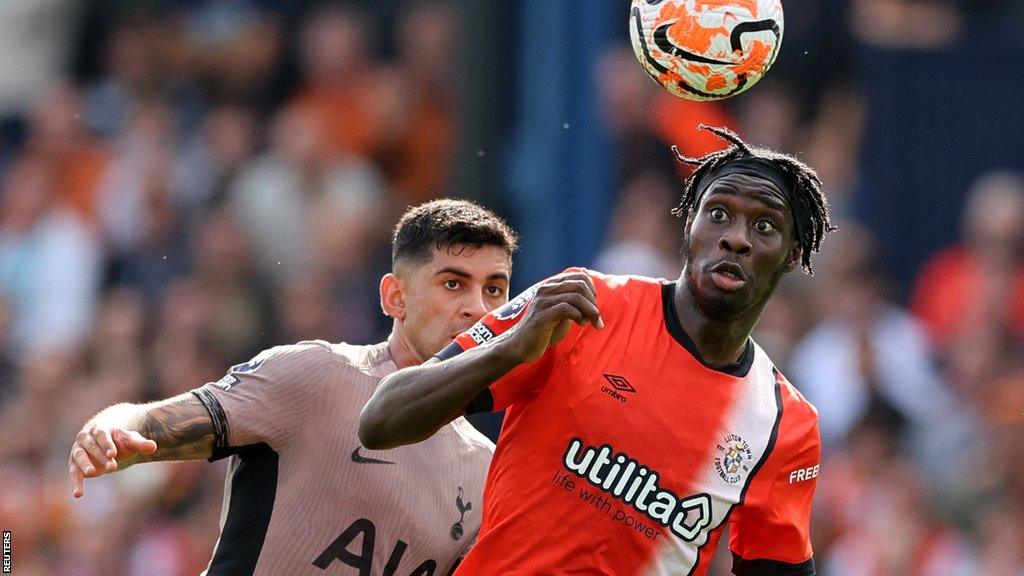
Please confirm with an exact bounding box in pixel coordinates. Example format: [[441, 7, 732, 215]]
[[231, 340, 337, 379], [260, 339, 335, 362], [317, 341, 396, 377], [770, 369, 821, 459], [774, 370, 818, 421], [565, 267, 665, 306], [569, 267, 663, 290], [750, 342, 819, 440]]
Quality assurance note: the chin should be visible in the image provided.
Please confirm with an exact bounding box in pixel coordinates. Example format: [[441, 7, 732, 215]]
[[692, 279, 750, 321]]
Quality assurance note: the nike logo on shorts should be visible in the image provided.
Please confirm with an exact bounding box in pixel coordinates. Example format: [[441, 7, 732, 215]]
[[351, 447, 395, 465]]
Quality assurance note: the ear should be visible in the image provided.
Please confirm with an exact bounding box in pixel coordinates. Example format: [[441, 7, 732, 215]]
[[682, 209, 696, 238], [380, 273, 406, 320], [783, 242, 802, 273]]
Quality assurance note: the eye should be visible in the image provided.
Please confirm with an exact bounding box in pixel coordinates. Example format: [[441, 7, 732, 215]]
[[708, 207, 728, 222], [486, 285, 505, 297], [754, 219, 777, 234], [443, 279, 461, 290]]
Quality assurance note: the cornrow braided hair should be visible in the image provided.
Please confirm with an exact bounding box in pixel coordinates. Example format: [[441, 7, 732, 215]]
[[671, 124, 836, 274]]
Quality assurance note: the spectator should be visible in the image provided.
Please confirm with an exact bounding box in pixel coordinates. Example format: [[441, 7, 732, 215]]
[[0, 0, 78, 154], [23, 83, 110, 221], [227, 105, 385, 285], [288, 4, 386, 160], [0, 154, 102, 360], [910, 170, 1024, 350], [174, 104, 259, 213], [376, 0, 460, 204], [593, 169, 680, 278], [790, 223, 976, 489]]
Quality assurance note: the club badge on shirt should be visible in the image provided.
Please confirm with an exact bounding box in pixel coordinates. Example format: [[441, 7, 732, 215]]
[[213, 355, 268, 390], [714, 434, 753, 485]]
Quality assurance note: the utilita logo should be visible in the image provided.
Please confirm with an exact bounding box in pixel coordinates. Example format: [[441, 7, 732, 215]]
[[601, 373, 635, 404], [563, 438, 712, 542]]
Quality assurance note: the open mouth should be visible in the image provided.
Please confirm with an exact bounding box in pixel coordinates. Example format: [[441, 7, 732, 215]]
[[709, 263, 747, 292]]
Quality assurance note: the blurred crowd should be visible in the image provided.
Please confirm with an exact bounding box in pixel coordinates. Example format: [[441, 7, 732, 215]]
[[0, 1, 1021, 575]]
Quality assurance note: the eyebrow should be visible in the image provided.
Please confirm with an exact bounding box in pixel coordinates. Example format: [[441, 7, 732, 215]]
[[434, 267, 510, 282]]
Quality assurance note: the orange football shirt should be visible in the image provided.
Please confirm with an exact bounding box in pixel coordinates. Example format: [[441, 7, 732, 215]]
[[436, 269, 820, 575]]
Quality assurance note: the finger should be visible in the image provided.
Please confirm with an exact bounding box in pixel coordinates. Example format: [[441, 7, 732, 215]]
[[93, 428, 117, 459], [554, 277, 603, 328], [539, 279, 599, 311], [116, 429, 158, 454], [561, 272, 598, 301], [542, 274, 596, 296], [556, 276, 600, 311], [69, 463, 84, 498], [70, 446, 101, 478], [79, 433, 114, 471], [547, 301, 586, 325], [546, 293, 602, 329], [127, 430, 158, 453]]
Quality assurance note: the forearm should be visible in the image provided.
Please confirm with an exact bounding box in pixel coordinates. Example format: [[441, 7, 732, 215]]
[[88, 402, 146, 431], [90, 394, 216, 466], [359, 337, 523, 449]]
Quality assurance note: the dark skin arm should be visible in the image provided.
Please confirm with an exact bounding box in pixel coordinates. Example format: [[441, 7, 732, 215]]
[[69, 392, 216, 498], [359, 271, 604, 450]]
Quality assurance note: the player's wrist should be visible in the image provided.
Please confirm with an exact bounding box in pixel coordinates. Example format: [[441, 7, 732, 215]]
[[490, 332, 534, 366], [90, 405, 138, 432]]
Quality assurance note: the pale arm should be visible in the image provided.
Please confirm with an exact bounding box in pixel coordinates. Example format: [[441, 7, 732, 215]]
[[69, 392, 216, 498]]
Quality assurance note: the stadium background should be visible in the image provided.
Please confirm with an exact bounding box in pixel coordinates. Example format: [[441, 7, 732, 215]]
[[0, 1, 1022, 574]]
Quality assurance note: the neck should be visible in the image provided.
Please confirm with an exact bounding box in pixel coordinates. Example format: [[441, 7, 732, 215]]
[[387, 328, 424, 369], [672, 273, 763, 368]]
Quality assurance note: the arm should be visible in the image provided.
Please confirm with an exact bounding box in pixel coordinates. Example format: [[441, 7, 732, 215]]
[[359, 336, 522, 450], [359, 271, 604, 450], [68, 392, 215, 498]]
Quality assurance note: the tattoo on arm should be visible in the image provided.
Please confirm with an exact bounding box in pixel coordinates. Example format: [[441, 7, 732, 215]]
[[135, 394, 216, 463]]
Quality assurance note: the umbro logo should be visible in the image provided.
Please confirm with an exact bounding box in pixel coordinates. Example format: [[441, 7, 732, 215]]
[[603, 373, 635, 392], [601, 373, 635, 404], [351, 447, 395, 465]]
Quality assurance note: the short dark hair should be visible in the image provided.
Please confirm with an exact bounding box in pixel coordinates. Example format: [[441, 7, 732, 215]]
[[672, 125, 836, 274], [392, 199, 519, 266]]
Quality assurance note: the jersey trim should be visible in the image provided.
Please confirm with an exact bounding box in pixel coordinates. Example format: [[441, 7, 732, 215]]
[[206, 443, 279, 576], [737, 372, 784, 504], [686, 367, 785, 576], [435, 341, 463, 362], [661, 282, 754, 377], [732, 553, 815, 575], [192, 388, 230, 452]]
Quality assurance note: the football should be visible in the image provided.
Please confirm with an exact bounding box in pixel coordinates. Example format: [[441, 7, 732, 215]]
[[629, 0, 784, 101]]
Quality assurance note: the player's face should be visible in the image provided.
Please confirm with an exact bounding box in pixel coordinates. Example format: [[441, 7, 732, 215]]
[[398, 244, 511, 361], [682, 173, 800, 320]]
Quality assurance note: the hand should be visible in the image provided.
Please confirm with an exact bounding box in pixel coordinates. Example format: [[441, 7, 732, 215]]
[[69, 425, 157, 498], [505, 271, 604, 363]]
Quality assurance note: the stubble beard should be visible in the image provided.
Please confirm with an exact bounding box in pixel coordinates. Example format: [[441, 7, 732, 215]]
[[681, 240, 785, 325]]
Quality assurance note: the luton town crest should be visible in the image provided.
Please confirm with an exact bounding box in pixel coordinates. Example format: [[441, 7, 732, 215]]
[[714, 434, 753, 485]]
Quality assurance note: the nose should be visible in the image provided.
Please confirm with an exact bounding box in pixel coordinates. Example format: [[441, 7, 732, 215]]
[[719, 222, 752, 255], [461, 292, 489, 320]]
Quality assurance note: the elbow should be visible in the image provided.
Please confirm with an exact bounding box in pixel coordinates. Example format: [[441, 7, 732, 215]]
[[357, 401, 393, 450]]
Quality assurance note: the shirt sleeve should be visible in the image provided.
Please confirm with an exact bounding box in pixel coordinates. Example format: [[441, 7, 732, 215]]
[[191, 341, 334, 457], [435, 268, 590, 413], [729, 375, 820, 576]]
